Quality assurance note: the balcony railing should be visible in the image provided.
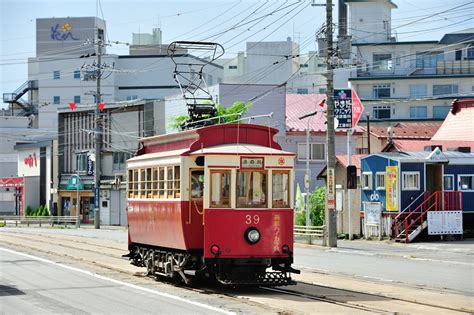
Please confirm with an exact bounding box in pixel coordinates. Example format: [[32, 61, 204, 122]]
[[437, 60, 474, 75]]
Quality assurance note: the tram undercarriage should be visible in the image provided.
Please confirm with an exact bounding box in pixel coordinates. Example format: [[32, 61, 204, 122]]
[[126, 244, 298, 286]]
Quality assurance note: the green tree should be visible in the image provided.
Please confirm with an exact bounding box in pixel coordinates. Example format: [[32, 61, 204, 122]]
[[168, 101, 252, 131], [294, 186, 326, 226]]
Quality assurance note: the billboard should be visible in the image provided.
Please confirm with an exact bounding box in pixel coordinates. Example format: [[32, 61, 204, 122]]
[[386, 166, 398, 211], [18, 149, 40, 177]]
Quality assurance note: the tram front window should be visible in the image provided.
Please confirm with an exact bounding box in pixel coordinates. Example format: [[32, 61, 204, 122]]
[[191, 171, 204, 199], [210, 170, 231, 208], [237, 171, 267, 208]]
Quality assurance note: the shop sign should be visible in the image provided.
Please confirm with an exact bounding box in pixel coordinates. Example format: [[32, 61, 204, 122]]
[[66, 176, 84, 190], [364, 202, 382, 225], [87, 155, 94, 175]]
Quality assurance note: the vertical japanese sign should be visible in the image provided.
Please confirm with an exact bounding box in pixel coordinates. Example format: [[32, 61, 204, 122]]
[[386, 166, 398, 211], [334, 89, 352, 130], [327, 168, 335, 209]]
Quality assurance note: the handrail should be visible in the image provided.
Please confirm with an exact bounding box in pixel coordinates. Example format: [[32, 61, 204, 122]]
[[395, 191, 427, 221], [403, 191, 440, 242], [393, 191, 427, 237]]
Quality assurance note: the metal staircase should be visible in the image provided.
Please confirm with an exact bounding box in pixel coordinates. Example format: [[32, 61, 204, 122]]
[[392, 191, 462, 243], [3, 80, 38, 115]]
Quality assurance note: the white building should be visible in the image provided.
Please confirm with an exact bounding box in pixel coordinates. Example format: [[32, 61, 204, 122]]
[[217, 40, 326, 94], [338, 0, 474, 121], [15, 17, 223, 132]]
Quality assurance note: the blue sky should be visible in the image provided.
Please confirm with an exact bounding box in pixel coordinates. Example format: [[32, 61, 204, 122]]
[[1, 0, 473, 103]]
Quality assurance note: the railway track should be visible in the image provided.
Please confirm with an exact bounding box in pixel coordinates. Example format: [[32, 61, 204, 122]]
[[0, 229, 471, 314]]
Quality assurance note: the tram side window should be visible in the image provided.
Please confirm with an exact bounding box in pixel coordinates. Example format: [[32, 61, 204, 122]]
[[167, 167, 174, 198], [158, 167, 165, 198], [173, 166, 181, 198], [272, 171, 290, 208], [133, 169, 139, 198], [146, 168, 152, 198], [210, 170, 231, 208], [128, 169, 134, 198], [236, 171, 267, 208], [140, 169, 146, 198], [152, 168, 158, 198]]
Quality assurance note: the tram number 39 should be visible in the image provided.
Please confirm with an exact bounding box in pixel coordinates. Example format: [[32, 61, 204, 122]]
[[245, 215, 260, 225]]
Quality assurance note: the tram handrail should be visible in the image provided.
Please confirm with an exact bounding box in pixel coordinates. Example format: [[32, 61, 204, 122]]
[[0, 215, 78, 227]]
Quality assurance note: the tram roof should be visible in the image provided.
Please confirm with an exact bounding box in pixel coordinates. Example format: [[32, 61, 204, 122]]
[[188, 144, 294, 156]]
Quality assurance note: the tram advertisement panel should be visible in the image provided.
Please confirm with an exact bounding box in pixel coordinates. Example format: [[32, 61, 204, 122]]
[[386, 166, 398, 211]]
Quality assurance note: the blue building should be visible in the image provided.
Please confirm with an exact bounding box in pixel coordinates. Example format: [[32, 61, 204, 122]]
[[360, 149, 474, 241]]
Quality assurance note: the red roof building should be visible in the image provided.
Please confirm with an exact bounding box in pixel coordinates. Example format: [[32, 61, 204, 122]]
[[431, 99, 474, 142]]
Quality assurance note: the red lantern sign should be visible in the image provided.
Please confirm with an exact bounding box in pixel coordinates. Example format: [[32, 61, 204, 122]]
[[69, 102, 75, 110]]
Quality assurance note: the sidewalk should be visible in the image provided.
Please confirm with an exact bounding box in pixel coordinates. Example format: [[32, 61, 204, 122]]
[[295, 238, 474, 265]]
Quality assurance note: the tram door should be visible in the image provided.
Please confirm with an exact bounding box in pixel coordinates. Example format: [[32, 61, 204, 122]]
[[189, 170, 205, 224]]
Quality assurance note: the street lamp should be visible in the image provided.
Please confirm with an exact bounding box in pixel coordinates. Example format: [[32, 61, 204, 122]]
[[299, 105, 326, 231], [71, 173, 81, 228]]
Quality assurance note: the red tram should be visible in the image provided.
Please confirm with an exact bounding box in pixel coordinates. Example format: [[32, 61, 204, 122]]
[[126, 123, 299, 286]]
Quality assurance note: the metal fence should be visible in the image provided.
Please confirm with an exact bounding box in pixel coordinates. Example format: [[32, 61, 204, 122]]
[[294, 225, 326, 244], [0, 216, 78, 227]]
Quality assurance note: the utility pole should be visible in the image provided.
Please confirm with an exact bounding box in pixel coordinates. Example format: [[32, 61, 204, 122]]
[[94, 39, 102, 229], [325, 0, 337, 247]]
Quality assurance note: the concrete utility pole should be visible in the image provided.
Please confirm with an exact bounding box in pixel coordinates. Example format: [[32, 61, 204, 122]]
[[94, 39, 102, 229], [325, 0, 337, 247]]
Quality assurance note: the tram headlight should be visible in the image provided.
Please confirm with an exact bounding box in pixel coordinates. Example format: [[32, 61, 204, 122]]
[[244, 227, 260, 244]]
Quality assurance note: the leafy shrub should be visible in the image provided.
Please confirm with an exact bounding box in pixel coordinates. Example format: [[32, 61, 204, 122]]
[[25, 205, 33, 216], [295, 187, 326, 226]]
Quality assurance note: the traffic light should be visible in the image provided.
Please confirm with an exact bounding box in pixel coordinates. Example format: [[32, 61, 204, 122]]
[[69, 102, 75, 110], [99, 102, 105, 112], [347, 165, 357, 189]]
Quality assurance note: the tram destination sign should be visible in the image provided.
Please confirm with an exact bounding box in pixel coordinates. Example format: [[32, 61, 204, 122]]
[[334, 89, 352, 130]]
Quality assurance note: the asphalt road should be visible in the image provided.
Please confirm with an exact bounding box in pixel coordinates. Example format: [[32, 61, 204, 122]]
[[294, 240, 474, 294], [0, 247, 230, 315]]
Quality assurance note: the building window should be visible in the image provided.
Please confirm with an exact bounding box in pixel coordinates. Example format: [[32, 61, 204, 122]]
[[318, 88, 327, 94], [53, 96, 60, 105], [74, 96, 81, 104], [361, 172, 372, 190], [376, 172, 385, 190], [433, 84, 458, 96], [53, 71, 60, 80], [126, 95, 138, 101], [459, 175, 474, 191], [416, 51, 444, 68], [443, 175, 454, 191], [297, 143, 325, 161], [373, 53, 392, 70], [228, 65, 237, 69], [409, 84, 427, 98], [76, 154, 87, 172], [299, 63, 309, 68], [467, 45, 474, 60], [409, 106, 427, 118], [272, 171, 290, 208], [210, 170, 231, 208], [297, 88, 308, 94], [373, 105, 391, 119], [373, 84, 391, 98], [402, 172, 420, 191], [113, 152, 130, 171], [433, 106, 450, 119], [74, 70, 81, 79], [356, 147, 369, 154], [236, 170, 267, 208]]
